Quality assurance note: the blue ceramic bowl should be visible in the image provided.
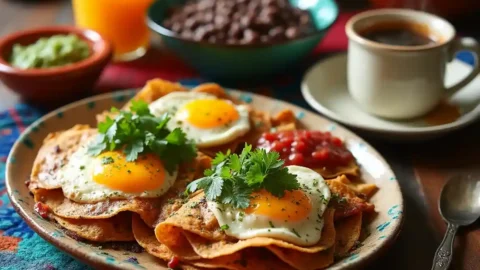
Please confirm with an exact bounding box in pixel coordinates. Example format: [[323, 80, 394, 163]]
[[147, 0, 338, 80]]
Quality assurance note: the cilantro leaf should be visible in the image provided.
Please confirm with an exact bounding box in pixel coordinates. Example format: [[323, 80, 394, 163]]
[[229, 181, 253, 209], [245, 162, 265, 186], [229, 154, 241, 173], [88, 100, 197, 173], [217, 179, 251, 209], [98, 117, 114, 133], [165, 128, 187, 145], [212, 150, 230, 166], [87, 134, 107, 156], [205, 176, 223, 201], [263, 167, 299, 197], [185, 144, 299, 209], [130, 100, 152, 116], [124, 139, 144, 161], [187, 177, 212, 194]]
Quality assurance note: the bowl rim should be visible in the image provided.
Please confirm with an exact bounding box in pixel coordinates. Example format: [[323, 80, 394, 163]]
[[0, 26, 113, 77], [146, 0, 339, 49]]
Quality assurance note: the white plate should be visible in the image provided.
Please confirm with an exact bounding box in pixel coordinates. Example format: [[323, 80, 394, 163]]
[[301, 53, 480, 141], [7, 89, 403, 270]]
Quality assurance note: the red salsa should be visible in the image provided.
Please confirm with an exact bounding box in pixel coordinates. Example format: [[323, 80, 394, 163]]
[[167, 256, 180, 269], [257, 130, 354, 169], [34, 202, 50, 219]]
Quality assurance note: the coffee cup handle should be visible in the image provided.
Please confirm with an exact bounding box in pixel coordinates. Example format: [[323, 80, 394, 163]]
[[445, 37, 480, 97]]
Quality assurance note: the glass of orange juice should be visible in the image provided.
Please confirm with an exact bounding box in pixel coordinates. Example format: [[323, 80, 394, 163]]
[[72, 0, 153, 61]]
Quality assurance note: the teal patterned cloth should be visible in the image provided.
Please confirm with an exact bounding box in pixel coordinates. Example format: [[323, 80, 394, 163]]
[[0, 104, 90, 270]]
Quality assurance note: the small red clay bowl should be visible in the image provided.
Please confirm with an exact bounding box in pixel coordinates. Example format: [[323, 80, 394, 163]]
[[0, 26, 113, 105]]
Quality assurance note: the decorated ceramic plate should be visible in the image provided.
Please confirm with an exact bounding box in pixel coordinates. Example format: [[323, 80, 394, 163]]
[[6, 88, 403, 270]]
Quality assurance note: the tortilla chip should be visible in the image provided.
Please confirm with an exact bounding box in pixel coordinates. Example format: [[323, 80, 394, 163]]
[[134, 215, 292, 270], [124, 79, 188, 109], [35, 153, 211, 228], [185, 208, 335, 258], [272, 109, 296, 126], [133, 216, 209, 270], [155, 193, 335, 259], [275, 123, 296, 132], [334, 212, 362, 257], [29, 125, 96, 191], [53, 212, 134, 242], [268, 247, 334, 270], [334, 175, 378, 199], [327, 177, 375, 220], [36, 188, 164, 225], [132, 214, 201, 261], [190, 248, 294, 270], [191, 83, 232, 100], [314, 161, 359, 179]]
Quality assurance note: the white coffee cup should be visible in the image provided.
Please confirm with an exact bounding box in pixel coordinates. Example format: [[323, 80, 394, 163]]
[[346, 9, 480, 119]]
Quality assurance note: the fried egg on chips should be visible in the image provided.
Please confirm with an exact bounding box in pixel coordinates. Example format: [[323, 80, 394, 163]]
[[58, 145, 177, 203], [209, 166, 330, 246], [148, 91, 251, 148]]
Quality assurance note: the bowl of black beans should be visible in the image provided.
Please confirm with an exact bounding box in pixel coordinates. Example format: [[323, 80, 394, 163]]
[[147, 0, 338, 80]]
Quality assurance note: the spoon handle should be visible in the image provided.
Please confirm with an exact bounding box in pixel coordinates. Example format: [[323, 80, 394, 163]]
[[431, 223, 459, 270]]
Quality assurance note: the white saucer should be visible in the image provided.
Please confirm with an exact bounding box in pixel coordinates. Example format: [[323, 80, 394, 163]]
[[301, 53, 480, 141]]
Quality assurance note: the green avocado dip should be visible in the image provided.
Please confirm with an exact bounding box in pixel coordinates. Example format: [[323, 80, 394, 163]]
[[9, 34, 91, 69]]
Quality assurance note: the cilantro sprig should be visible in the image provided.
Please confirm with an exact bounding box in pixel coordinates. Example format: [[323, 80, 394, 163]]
[[186, 145, 299, 209], [87, 100, 197, 173]]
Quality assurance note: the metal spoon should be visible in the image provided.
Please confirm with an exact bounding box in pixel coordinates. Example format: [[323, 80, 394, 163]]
[[432, 175, 480, 270]]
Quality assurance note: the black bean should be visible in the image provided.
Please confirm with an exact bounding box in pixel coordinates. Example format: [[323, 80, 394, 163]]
[[285, 26, 299, 39], [172, 22, 183, 32], [228, 23, 242, 38], [240, 14, 254, 28], [269, 26, 284, 38], [163, 0, 316, 44], [184, 18, 200, 30], [242, 29, 260, 43], [300, 14, 311, 25]]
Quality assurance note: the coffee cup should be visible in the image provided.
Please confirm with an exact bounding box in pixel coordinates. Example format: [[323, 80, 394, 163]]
[[346, 9, 480, 119]]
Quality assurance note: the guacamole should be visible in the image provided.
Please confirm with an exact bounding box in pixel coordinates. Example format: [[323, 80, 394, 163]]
[[9, 34, 91, 69]]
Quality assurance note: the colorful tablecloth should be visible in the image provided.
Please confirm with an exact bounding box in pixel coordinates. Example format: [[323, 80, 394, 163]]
[[0, 11, 476, 269]]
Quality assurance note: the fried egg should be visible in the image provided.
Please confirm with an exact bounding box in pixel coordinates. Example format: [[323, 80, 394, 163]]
[[148, 92, 251, 148], [208, 165, 331, 246], [58, 144, 177, 203]]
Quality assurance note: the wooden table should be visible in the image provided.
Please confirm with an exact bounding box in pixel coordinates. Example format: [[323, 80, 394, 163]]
[[1, 1, 480, 270]]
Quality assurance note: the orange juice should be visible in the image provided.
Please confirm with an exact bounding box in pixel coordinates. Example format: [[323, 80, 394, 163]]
[[72, 0, 153, 61]]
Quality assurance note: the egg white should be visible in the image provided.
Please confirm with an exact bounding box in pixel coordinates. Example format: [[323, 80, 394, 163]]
[[148, 92, 251, 148], [58, 143, 178, 203], [208, 165, 331, 246]]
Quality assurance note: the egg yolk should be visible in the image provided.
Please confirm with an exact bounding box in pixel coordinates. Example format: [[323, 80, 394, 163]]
[[93, 151, 165, 193], [246, 189, 312, 222], [177, 99, 239, 128]]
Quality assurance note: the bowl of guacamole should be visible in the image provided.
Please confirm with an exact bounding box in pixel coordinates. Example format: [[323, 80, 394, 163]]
[[9, 34, 91, 69], [0, 26, 112, 105]]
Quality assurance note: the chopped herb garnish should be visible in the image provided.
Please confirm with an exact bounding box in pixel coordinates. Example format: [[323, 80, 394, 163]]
[[101, 156, 114, 165], [190, 202, 199, 208], [186, 144, 299, 209], [87, 100, 197, 173], [79, 165, 85, 170], [331, 193, 347, 204], [291, 228, 301, 238], [220, 224, 229, 231], [269, 221, 275, 228]]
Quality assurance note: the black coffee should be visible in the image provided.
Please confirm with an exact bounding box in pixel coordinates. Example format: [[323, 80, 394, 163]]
[[360, 22, 438, 46]]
